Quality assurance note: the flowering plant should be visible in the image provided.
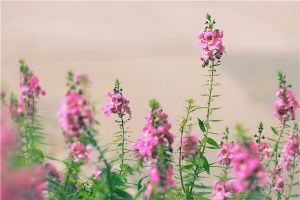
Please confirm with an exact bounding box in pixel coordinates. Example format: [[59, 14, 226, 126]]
[[1, 14, 299, 200]]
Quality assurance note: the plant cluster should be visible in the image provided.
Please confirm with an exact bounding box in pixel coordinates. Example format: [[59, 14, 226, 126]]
[[1, 14, 299, 200]]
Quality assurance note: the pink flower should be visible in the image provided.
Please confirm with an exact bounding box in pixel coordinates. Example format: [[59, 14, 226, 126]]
[[274, 176, 284, 191], [133, 107, 173, 161], [213, 180, 227, 200], [17, 71, 46, 115], [102, 91, 131, 117], [281, 134, 300, 170], [58, 91, 94, 139], [68, 141, 93, 163], [132, 134, 158, 162], [1, 165, 47, 200], [181, 133, 198, 159], [224, 179, 244, 196], [230, 142, 267, 190], [145, 165, 174, 197], [257, 142, 272, 160], [134, 102, 174, 198], [93, 168, 102, 180], [273, 88, 299, 121], [217, 143, 233, 165], [198, 26, 225, 67]]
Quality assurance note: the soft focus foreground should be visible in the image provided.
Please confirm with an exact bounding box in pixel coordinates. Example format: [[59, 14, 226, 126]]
[[1, 3, 300, 200]]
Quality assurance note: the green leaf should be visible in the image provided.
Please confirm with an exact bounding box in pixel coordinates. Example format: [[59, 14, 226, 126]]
[[199, 156, 210, 175], [198, 118, 206, 133], [271, 126, 278, 135], [193, 185, 212, 190], [180, 164, 194, 170], [195, 197, 210, 200], [193, 191, 211, 197], [204, 137, 219, 148]]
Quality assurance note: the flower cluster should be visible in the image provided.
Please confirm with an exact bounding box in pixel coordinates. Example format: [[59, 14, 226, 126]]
[[212, 179, 243, 200], [181, 133, 198, 158], [217, 143, 233, 165], [58, 91, 94, 139], [68, 141, 93, 163], [58, 73, 96, 164], [272, 165, 284, 191], [2, 165, 47, 200], [17, 62, 46, 115], [133, 101, 174, 197], [144, 165, 174, 197], [1, 108, 47, 200], [102, 91, 131, 117], [257, 142, 272, 160], [273, 88, 299, 121], [230, 142, 267, 190], [198, 15, 225, 67], [280, 134, 300, 170], [132, 107, 173, 161], [213, 142, 267, 199]]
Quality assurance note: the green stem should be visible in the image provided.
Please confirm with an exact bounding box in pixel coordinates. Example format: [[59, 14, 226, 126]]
[[178, 103, 193, 193], [119, 113, 126, 173], [189, 60, 216, 198], [285, 154, 297, 200], [265, 119, 287, 200], [86, 129, 115, 200]]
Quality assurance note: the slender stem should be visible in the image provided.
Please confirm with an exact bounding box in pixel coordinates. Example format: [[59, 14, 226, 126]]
[[205, 60, 215, 134], [119, 112, 126, 172], [201, 60, 216, 156], [265, 120, 286, 170], [86, 129, 115, 200], [189, 165, 202, 198], [285, 154, 297, 200], [189, 60, 216, 198], [265, 120, 287, 200], [178, 103, 193, 193]]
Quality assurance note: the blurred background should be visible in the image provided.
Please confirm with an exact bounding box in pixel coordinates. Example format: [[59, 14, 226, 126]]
[[1, 1, 299, 177]]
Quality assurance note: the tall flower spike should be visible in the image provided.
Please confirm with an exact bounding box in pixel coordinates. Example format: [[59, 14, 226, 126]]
[[58, 90, 94, 140], [133, 99, 174, 197], [198, 14, 225, 68], [102, 79, 131, 118], [273, 71, 299, 121], [17, 60, 46, 115]]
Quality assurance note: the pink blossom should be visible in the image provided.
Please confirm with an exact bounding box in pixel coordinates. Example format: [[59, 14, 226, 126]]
[[68, 141, 93, 163], [274, 176, 284, 191], [217, 143, 233, 165], [58, 91, 94, 139], [257, 142, 272, 160], [213, 180, 227, 200], [224, 179, 244, 196], [17, 72, 46, 115], [281, 134, 300, 170], [273, 88, 299, 121], [133, 107, 173, 161], [132, 134, 158, 162], [198, 27, 225, 66], [93, 168, 102, 180], [230, 142, 267, 190], [1, 165, 47, 200], [145, 165, 174, 197], [181, 133, 198, 159], [102, 91, 131, 117]]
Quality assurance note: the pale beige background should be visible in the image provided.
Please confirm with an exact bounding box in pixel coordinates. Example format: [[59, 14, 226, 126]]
[[1, 1, 300, 185]]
